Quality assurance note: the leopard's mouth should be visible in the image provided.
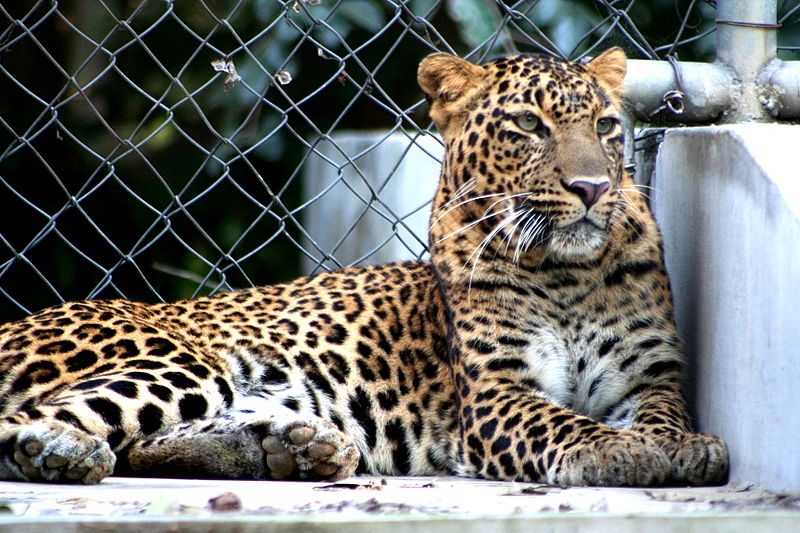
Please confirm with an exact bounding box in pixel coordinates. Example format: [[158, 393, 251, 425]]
[[494, 198, 611, 261], [565, 214, 605, 231], [547, 219, 608, 259]]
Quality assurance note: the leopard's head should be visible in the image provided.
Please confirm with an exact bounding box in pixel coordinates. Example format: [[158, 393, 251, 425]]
[[419, 48, 630, 265]]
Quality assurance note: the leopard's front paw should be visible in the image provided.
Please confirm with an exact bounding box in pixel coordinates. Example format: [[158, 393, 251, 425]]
[[260, 419, 360, 481], [550, 430, 670, 487], [658, 433, 729, 485], [2, 422, 115, 484]]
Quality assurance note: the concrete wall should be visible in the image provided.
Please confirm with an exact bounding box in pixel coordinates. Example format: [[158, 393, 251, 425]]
[[302, 132, 442, 273], [651, 124, 800, 493]]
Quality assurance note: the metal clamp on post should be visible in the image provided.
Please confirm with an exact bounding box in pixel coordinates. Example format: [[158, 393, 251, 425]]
[[647, 56, 685, 120], [661, 90, 685, 115]]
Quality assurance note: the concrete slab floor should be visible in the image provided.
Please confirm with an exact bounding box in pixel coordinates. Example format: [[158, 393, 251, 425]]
[[0, 476, 798, 532]]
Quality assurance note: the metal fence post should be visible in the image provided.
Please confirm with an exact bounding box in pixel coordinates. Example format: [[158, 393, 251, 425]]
[[715, 0, 779, 121]]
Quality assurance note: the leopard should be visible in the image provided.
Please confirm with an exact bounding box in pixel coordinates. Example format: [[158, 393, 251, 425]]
[[0, 48, 728, 486]]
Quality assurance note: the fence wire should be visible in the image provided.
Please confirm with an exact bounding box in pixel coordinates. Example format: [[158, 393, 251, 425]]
[[1, 0, 798, 321]]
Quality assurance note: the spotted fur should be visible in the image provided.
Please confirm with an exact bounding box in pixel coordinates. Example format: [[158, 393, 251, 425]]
[[0, 48, 728, 486]]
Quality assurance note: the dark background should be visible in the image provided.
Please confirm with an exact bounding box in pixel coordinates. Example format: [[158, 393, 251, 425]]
[[1, 0, 798, 322]]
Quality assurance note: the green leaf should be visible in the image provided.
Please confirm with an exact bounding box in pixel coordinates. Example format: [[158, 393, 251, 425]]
[[530, 0, 595, 55], [446, 0, 503, 50], [408, 0, 440, 18], [337, 0, 387, 33]]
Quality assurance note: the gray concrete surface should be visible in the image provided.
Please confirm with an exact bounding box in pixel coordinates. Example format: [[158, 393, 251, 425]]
[[0, 477, 798, 532], [651, 124, 800, 493]]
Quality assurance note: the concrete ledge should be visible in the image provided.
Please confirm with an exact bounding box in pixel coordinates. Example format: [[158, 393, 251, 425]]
[[0, 477, 797, 532], [652, 124, 800, 493], [5, 513, 799, 533]]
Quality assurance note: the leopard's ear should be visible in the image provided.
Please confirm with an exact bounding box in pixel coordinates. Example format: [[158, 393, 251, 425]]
[[418, 53, 485, 102], [586, 47, 627, 100], [418, 53, 487, 135]]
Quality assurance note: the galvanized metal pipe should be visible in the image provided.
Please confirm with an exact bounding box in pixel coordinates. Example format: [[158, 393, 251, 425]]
[[621, 1, 800, 124], [765, 60, 800, 120], [715, 0, 779, 121], [623, 60, 735, 123]]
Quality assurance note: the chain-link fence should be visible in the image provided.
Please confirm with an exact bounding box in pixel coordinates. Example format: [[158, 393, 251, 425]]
[[1, 0, 798, 322]]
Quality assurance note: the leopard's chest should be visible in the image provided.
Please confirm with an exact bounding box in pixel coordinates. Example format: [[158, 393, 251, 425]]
[[517, 325, 629, 423]]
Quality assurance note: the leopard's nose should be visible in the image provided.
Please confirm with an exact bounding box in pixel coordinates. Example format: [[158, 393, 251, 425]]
[[561, 179, 610, 208]]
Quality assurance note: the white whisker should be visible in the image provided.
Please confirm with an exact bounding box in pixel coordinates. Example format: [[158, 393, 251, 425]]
[[501, 207, 532, 256], [435, 191, 533, 242], [435, 206, 512, 243], [619, 184, 653, 203], [509, 208, 536, 263], [465, 209, 526, 299], [430, 191, 507, 229], [438, 178, 478, 211], [515, 212, 547, 263], [432, 190, 533, 229]]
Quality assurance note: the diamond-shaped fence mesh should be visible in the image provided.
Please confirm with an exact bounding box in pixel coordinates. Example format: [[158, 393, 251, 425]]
[[1, 0, 798, 321]]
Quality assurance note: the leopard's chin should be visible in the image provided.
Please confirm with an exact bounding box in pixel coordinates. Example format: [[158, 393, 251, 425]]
[[547, 221, 607, 259]]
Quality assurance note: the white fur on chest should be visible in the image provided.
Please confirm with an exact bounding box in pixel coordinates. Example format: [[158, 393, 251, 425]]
[[519, 329, 572, 407], [519, 328, 630, 425]]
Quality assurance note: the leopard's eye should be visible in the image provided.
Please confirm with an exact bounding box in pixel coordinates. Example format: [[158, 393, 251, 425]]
[[514, 112, 540, 132], [596, 117, 615, 135]]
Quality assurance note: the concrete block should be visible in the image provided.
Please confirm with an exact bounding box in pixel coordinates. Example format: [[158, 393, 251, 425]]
[[302, 132, 443, 273], [651, 124, 800, 492]]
